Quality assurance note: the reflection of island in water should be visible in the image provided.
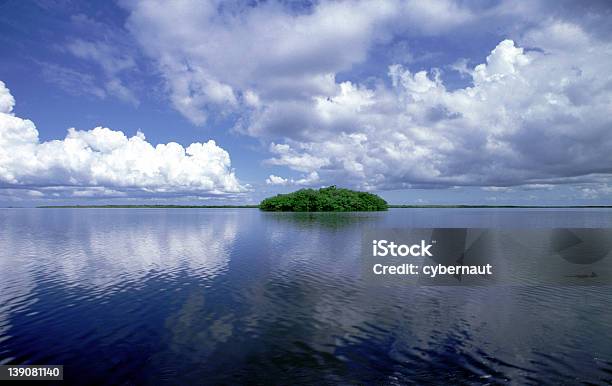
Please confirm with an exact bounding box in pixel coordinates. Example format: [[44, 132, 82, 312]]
[[262, 211, 385, 229]]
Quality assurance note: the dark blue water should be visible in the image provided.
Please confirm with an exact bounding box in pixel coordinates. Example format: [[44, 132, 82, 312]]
[[1, 208, 611, 384]]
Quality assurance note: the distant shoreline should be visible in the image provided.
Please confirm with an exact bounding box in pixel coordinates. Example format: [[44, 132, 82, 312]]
[[35, 205, 260, 208], [388, 205, 612, 208], [27, 204, 612, 209]]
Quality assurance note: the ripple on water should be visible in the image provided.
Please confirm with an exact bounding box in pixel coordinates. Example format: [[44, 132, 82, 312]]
[[1, 209, 612, 384]]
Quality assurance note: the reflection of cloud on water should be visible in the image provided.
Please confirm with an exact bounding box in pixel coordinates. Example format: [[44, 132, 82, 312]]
[[0, 214, 37, 350], [0, 209, 242, 366], [154, 211, 379, 364], [57, 210, 240, 289], [0, 209, 240, 293], [222, 212, 387, 359], [165, 291, 234, 352], [4, 209, 612, 381]]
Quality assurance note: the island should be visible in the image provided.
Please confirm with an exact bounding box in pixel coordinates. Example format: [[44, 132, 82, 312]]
[[259, 186, 388, 212]]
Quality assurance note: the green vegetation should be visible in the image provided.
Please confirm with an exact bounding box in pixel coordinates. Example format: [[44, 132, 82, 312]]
[[259, 186, 388, 212]]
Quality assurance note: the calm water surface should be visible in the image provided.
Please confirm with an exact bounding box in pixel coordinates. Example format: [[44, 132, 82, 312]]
[[1, 208, 611, 384]]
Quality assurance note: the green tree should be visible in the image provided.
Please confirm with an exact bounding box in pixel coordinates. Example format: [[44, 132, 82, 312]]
[[260, 186, 387, 212]]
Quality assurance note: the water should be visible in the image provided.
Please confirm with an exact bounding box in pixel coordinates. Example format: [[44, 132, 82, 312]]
[[1, 208, 611, 384]]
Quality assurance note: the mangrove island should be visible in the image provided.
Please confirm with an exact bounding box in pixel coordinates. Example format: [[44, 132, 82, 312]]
[[259, 186, 388, 212]]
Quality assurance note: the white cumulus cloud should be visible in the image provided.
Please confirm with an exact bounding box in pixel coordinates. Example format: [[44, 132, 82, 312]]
[[256, 25, 612, 189], [265, 175, 288, 186], [38, 1, 607, 194], [0, 81, 244, 197], [121, 1, 612, 192], [266, 171, 320, 187]]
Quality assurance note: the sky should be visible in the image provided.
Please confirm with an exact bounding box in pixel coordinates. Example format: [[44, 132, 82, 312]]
[[1, 0, 612, 206]]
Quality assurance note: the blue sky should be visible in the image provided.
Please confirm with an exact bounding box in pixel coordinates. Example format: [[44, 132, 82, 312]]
[[1, 0, 611, 206]]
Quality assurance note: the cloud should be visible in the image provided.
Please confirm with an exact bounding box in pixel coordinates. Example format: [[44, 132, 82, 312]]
[[120, 1, 612, 192], [62, 39, 140, 106], [18, 1, 588, 196], [105, 78, 139, 106], [0, 81, 244, 197], [265, 174, 288, 186], [123, 0, 474, 125], [266, 171, 320, 187], [580, 184, 612, 200], [65, 39, 136, 75], [0, 83, 15, 113], [40, 62, 108, 100], [481, 186, 512, 193], [255, 25, 612, 190], [51, 14, 141, 106], [71, 187, 127, 198]]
